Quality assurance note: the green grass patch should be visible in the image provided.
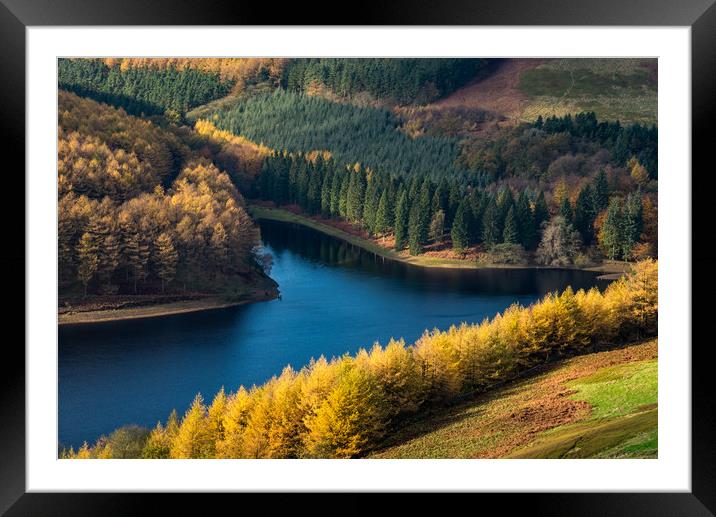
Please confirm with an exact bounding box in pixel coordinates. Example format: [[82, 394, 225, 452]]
[[568, 360, 657, 419], [508, 407, 657, 459]]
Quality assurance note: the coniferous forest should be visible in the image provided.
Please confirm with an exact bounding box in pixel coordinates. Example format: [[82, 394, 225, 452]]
[[57, 57, 659, 460]]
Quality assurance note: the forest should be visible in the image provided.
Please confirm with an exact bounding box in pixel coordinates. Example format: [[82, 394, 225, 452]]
[[57, 57, 659, 289], [210, 89, 469, 179], [57, 57, 660, 460], [62, 259, 657, 459], [58, 92, 263, 298], [283, 58, 490, 105], [253, 150, 653, 262], [58, 59, 233, 119]]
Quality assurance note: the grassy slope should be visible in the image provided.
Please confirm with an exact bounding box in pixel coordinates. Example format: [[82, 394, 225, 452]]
[[250, 204, 629, 274], [433, 58, 656, 126], [518, 58, 657, 125], [370, 339, 657, 459]]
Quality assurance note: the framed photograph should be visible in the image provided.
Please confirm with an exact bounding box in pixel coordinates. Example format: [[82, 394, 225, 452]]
[[4, 0, 713, 513]]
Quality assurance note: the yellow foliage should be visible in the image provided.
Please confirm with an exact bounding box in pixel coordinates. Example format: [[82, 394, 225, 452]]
[[76, 260, 657, 459]]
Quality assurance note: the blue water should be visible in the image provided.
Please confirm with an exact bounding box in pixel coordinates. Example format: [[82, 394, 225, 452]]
[[58, 219, 608, 448]]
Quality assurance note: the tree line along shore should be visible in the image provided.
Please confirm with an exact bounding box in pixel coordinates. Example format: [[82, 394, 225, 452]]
[[57, 59, 657, 320]]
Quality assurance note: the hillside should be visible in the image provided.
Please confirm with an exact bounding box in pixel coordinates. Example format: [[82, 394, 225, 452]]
[[371, 339, 657, 459], [433, 58, 657, 126]]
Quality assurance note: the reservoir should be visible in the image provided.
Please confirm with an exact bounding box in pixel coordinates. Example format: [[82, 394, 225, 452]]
[[59, 219, 609, 449]]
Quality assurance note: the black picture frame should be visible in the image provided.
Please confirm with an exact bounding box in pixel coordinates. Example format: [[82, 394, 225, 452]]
[[3, 0, 713, 513]]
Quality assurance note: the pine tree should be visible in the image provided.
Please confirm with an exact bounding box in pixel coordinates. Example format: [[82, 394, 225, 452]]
[[560, 196, 573, 224], [320, 168, 333, 218], [407, 179, 431, 255], [599, 197, 623, 260], [408, 202, 423, 255], [156, 232, 178, 293], [338, 172, 350, 218], [306, 165, 322, 215], [482, 199, 500, 248], [374, 190, 390, 237], [574, 184, 596, 245], [346, 167, 366, 223], [362, 179, 379, 235], [451, 201, 469, 253], [622, 193, 643, 260], [592, 169, 609, 212], [533, 191, 550, 230], [76, 231, 99, 296], [502, 205, 519, 244], [393, 189, 409, 250], [429, 210, 446, 243], [516, 192, 536, 249], [330, 170, 342, 217]]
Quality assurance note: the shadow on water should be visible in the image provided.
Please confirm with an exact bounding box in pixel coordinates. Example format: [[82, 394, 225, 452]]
[[58, 218, 609, 448]]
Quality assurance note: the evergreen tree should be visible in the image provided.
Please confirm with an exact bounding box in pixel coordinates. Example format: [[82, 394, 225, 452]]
[[599, 198, 623, 260], [560, 196, 573, 224], [429, 210, 446, 243], [408, 179, 432, 255], [533, 191, 550, 230], [622, 193, 643, 260], [320, 168, 333, 218], [502, 206, 519, 244], [573, 184, 596, 245], [592, 169, 609, 212], [338, 172, 349, 218], [393, 189, 409, 250], [451, 201, 470, 253], [374, 190, 391, 237], [347, 167, 366, 223], [330, 170, 342, 217], [515, 192, 536, 249], [408, 203, 423, 255], [482, 199, 500, 247], [362, 179, 380, 235]]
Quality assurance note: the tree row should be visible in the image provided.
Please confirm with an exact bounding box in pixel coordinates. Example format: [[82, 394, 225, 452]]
[[63, 260, 657, 458], [254, 152, 653, 264]]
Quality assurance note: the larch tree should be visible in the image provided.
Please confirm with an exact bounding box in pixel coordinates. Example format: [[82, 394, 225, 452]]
[[155, 232, 178, 292], [170, 395, 211, 459], [76, 231, 99, 296]]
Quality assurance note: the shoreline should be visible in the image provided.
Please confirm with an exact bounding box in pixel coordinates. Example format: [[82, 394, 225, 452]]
[[59, 290, 278, 326], [249, 204, 631, 275]]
